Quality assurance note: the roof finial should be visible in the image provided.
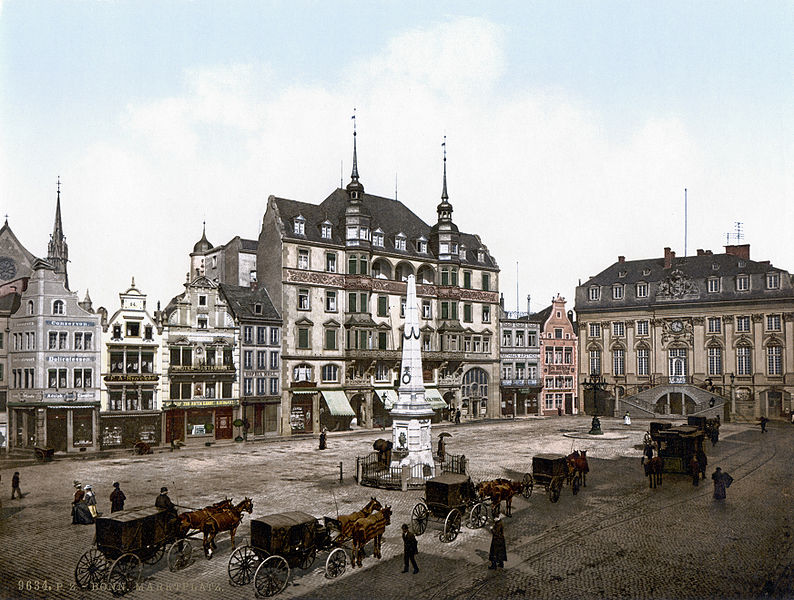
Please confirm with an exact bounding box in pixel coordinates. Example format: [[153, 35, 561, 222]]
[[441, 136, 449, 201], [57, 176, 61, 198], [131, 276, 136, 288], [350, 108, 359, 180]]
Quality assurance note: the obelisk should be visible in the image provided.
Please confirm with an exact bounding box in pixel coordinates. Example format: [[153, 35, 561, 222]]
[[390, 274, 435, 477]]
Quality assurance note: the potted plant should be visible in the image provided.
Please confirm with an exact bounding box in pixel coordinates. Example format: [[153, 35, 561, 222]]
[[233, 418, 245, 442]]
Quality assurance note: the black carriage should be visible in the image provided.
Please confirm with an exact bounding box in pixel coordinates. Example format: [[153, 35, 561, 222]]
[[227, 511, 347, 597], [410, 473, 487, 542], [74, 506, 193, 596], [651, 423, 705, 474], [528, 453, 580, 503]]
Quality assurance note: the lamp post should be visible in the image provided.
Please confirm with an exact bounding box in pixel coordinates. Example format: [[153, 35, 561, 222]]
[[583, 374, 608, 435], [729, 372, 735, 421]]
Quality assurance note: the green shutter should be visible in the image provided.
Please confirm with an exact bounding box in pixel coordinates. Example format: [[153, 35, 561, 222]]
[[325, 328, 336, 350], [451, 302, 458, 320], [378, 295, 387, 317], [463, 271, 471, 289], [379, 331, 388, 350], [298, 328, 309, 348], [348, 292, 357, 313], [441, 302, 449, 320], [464, 304, 472, 323], [348, 256, 357, 275]]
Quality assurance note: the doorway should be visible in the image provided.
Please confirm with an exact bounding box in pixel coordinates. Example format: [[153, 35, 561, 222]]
[[47, 410, 67, 452]]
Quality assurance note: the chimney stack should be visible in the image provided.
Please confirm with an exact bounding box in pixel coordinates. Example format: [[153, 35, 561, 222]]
[[618, 255, 625, 263], [724, 244, 750, 260], [664, 247, 676, 269]]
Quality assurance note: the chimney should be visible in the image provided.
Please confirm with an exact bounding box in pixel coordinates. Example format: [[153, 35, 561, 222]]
[[724, 244, 750, 260], [664, 247, 676, 269], [250, 280, 258, 291], [527, 294, 531, 315], [697, 249, 704, 256], [618, 255, 625, 263]]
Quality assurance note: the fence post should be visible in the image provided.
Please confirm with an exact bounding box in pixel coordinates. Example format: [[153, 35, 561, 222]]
[[339, 461, 343, 484], [401, 464, 409, 492], [356, 458, 362, 485]]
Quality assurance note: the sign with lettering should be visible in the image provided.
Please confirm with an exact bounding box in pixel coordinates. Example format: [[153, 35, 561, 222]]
[[45, 320, 97, 327]]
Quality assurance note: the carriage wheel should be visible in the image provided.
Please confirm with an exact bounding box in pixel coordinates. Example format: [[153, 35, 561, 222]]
[[254, 555, 290, 597], [142, 543, 165, 565], [75, 548, 108, 590], [468, 503, 488, 529], [522, 473, 533, 498], [549, 478, 562, 503], [441, 509, 462, 543], [411, 503, 429, 536], [228, 545, 262, 586], [325, 547, 347, 579], [107, 553, 141, 597], [572, 475, 581, 495], [167, 538, 193, 572], [299, 546, 317, 570]]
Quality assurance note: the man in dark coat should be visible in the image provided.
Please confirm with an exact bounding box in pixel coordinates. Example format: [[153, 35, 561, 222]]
[[319, 428, 327, 450], [689, 455, 700, 486], [455, 409, 461, 424], [760, 416, 769, 433], [696, 448, 708, 480], [110, 482, 126, 513], [11, 472, 21, 499], [711, 467, 733, 500], [401, 523, 419, 573], [155, 487, 177, 515], [489, 515, 507, 569]]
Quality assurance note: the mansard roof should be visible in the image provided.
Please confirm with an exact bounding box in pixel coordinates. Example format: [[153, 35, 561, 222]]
[[271, 189, 497, 269], [219, 284, 281, 323]]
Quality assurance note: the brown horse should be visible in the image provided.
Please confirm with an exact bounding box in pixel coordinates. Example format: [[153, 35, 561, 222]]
[[202, 497, 253, 559], [351, 505, 392, 568], [333, 497, 382, 540], [477, 480, 519, 517], [566, 450, 589, 487], [178, 498, 234, 535], [644, 457, 663, 488]]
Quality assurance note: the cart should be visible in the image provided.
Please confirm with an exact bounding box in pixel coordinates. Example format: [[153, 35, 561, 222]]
[[34, 446, 55, 462], [227, 511, 347, 596], [528, 453, 580, 503], [74, 506, 193, 596], [410, 473, 487, 542], [651, 424, 706, 473]]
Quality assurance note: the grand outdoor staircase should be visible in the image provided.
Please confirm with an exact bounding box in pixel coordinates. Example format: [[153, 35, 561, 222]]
[[618, 382, 726, 420]]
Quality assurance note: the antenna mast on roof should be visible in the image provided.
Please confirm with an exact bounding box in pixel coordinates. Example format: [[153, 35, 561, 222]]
[[516, 261, 519, 313], [684, 188, 688, 257], [725, 221, 744, 245]]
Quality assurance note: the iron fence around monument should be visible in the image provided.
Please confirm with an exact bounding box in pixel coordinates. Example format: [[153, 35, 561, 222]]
[[356, 450, 466, 490]]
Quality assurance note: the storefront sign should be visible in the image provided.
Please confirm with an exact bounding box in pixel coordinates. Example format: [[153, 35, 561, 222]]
[[172, 399, 235, 408], [45, 319, 97, 327], [47, 356, 94, 362]]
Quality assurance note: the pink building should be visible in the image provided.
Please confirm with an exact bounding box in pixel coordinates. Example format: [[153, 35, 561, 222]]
[[538, 295, 578, 416]]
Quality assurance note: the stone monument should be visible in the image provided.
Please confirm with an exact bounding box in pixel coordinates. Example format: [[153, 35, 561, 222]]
[[390, 274, 435, 478]]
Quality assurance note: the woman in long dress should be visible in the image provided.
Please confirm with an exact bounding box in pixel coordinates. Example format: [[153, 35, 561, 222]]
[[84, 485, 98, 518]]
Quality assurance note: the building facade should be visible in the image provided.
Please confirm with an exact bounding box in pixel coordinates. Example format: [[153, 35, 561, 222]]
[[499, 295, 542, 416], [161, 274, 240, 444], [575, 245, 794, 421], [257, 133, 501, 434], [537, 296, 578, 416], [220, 283, 282, 439], [98, 280, 163, 449]]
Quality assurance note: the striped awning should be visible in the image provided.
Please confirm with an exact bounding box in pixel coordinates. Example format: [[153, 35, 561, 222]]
[[321, 390, 355, 417], [376, 389, 399, 410], [424, 388, 448, 410]]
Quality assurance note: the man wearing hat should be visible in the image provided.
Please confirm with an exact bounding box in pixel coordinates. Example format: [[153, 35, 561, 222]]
[[488, 514, 507, 570], [155, 486, 177, 515], [110, 482, 126, 513]]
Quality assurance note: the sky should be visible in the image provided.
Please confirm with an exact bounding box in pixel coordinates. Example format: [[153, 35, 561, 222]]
[[1, 1, 792, 315]]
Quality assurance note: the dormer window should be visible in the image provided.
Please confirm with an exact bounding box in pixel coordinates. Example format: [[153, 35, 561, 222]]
[[477, 250, 484, 262], [359, 227, 369, 241], [712, 262, 720, 271], [618, 271, 627, 278], [373, 229, 384, 247], [321, 222, 332, 239], [416, 238, 428, 253], [708, 277, 721, 293], [395, 233, 407, 251], [589, 286, 600, 301], [736, 275, 749, 291], [738, 260, 746, 268], [636, 282, 648, 298], [766, 273, 780, 289], [459, 244, 466, 258], [612, 284, 624, 300], [254, 303, 262, 315], [293, 215, 305, 235], [643, 268, 651, 276]]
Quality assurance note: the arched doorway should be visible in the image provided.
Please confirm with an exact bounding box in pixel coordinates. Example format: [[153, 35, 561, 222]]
[[350, 393, 368, 428], [462, 368, 489, 418]]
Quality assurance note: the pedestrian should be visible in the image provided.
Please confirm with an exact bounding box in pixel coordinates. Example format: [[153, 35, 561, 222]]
[[401, 523, 419, 574], [489, 514, 507, 569], [110, 482, 126, 513], [84, 485, 98, 518], [455, 409, 461, 424], [711, 467, 733, 500], [689, 455, 700, 486], [319, 428, 327, 450], [437, 436, 446, 462], [11, 471, 21, 499], [760, 416, 769, 433], [623, 411, 631, 426], [72, 482, 85, 524], [696, 448, 708, 480]]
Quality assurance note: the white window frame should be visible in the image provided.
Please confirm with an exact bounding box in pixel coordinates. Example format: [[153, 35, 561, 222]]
[[766, 273, 780, 289], [325, 290, 337, 312], [707, 317, 721, 334], [297, 248, 309, 270], [612, 284, 624, 300], [737, 346, 752, 375], [767, 345, 782, 375], [589, 323, 601, 337], [708, 346, 722, 376], [589, 286, 600, 301], [707, 277, 720, 293], [637, 348, 649, 376], [293, 216, 305, 235], [321, 223, 332, 239], [636, 282, 648, 298], [613, 349, 625, 375], [736, 275, 749, 291], [766, 314, 781, 331], [612, 322, 625, 337], [636, 320, 649, 336]]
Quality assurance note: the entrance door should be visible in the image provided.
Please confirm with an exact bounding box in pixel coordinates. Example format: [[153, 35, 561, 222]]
[[47, 410, 68, 452], [668, 349, 688, 384], [165, 410, 185, 443], [565, 393, 573, 414], [215, 408, 233, 439]]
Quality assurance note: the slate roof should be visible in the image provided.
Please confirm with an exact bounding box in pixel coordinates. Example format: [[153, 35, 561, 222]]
[[219, 284, 281, 323], [576, 249, 794, 312], [271, 188, 498, 269], [0, 292, 21, 315]]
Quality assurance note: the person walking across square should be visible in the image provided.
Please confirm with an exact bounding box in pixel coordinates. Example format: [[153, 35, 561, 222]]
[[110, 482, 126, 513], [11, 472, 22, 499], [401, 524, 419, 574]]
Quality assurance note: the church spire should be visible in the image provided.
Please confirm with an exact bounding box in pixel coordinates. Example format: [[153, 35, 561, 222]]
[[346, 108, 364, 199], [436, 137, 453, 223], [441, 135, 449, 201], [48, 176, 70, 289]]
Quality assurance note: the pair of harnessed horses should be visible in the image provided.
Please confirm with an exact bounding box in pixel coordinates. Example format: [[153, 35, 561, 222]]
[[178, 497, 254, 558]]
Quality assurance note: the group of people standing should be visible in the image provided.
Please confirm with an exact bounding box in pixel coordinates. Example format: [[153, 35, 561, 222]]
[[71, 481, 126, 524]]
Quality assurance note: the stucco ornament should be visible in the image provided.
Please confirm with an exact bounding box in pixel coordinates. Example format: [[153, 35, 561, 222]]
[[657, 269, 698, 299]]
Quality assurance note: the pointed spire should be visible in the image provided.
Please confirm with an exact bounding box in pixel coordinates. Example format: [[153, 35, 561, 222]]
[[351, 108, 359, 180], [53, 176, 64, 239], [345, 108, 364, 198], [84, 289, 92, 303], [441, 136, 449, 201], [48, 176, 69, 289]]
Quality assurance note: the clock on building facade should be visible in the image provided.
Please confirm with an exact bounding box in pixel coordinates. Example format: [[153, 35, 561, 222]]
[[0, 256, 17, 280], [670, 320, 684, 333]]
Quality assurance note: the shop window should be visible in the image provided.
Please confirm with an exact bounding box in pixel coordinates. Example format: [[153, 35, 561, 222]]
[[73, 409, 93, 447]]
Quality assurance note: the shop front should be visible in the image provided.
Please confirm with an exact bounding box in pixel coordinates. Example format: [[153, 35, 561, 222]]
[[243, 400, 280, 438], [290, 391, 315, 434], [9, 399, 99, 452], [164, 400, 238, 444], [99, 412, 161, 449], [320, 390, 355, 431]]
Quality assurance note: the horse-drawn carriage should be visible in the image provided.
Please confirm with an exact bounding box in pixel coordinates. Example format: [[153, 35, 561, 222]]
[[227, 498, 391, 596], [526, 453, 587, 503], [410, 473, 487, 542], [74, 507, 193, 595], [650, 423, 705, 474]]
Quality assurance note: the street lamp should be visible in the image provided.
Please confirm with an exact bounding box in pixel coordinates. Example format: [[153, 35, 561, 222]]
[[729, 372, 735, 420], [582, 374, 608, 435]]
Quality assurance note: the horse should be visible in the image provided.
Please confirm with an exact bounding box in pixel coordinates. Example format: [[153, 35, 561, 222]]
[[334, 497, 382, 540], [202, 497, 253, 559], [476, 480, 518, 517], [644, 456, 663, 488], [566, 450, 589, 487], [351, 505, 392, 568], [178, 498, 234, 535]]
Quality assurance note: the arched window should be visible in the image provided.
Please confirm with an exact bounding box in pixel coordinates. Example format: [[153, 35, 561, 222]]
[[417, 265, 435, 285], [589, 348, 602, 375], [462, 368, 489, 417], [736, 344, 752, 376], [53, 300, 64, 315], [292, 363, 313, 382], [27, 300, 34, 315], [766, 343, 782, 375], [707, 345, 723, 376], [321, 364, 339, 382]]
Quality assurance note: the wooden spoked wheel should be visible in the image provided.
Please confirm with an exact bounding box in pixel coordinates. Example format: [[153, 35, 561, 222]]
[[522, 473, 533, 498], [167, 538, 193, 572], [254, 555, 290, 597], [75, 548, 108, 590], [411, 503, 429, 536], [299, 546, 316, 570], [549, 478, 562, 503], [107, 553, 141, 597], [441, 509, 462, 543], [468, 503, 488, 529], [142, 543, 165, 565], [228, 545, 262, 586], [572, 475, 581, 495], [325, 547, 346, 578]]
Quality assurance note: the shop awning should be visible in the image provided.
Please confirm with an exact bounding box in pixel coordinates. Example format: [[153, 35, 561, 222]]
[[321, 390, 355, 417], [424, 388, 448, 410], [376, 389, 399, 410]]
